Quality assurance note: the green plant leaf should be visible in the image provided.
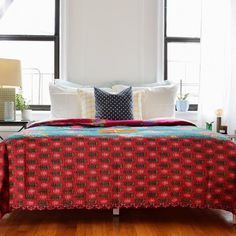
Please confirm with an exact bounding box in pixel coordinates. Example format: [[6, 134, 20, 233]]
[[15, 94, 29, 111], [182, 93, 190, 100]]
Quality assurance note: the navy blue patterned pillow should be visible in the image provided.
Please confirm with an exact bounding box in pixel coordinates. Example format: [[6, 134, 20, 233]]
[[94, 87, 134, 120]]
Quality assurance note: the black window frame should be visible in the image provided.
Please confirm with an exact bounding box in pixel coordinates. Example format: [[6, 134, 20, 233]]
[[0, 0, 60, 111], [164, 0, 200, 111]]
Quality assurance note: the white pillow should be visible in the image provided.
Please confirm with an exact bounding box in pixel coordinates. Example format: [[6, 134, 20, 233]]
[[54, 79, 91, 89], [78, 88, 144, 119], [78, 88, 99, 118], [50, 93, 82, 118], [49, 83, 78, 93], [55, 79, 115, 89], [111, 80, 171, 87], [49, 83, 82, 118], [132, 90, 143, 119], [112, 84, 178, 119]]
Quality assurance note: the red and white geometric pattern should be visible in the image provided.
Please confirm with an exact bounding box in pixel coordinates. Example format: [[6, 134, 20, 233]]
[[1, 136, 236, 218]]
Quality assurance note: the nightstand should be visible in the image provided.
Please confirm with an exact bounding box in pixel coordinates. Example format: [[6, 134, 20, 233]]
[[0, 120, 29, 140]]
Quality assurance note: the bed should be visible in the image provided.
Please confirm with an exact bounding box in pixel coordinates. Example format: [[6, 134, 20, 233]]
[[0, 118, 236, 223]]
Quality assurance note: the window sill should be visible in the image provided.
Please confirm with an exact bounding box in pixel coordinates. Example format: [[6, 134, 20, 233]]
[[175, 111, 198, 124], [16, 110, 50, 121]]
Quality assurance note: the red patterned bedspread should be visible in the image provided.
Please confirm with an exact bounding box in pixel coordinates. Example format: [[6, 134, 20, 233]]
[[0, 118, 236, 218]]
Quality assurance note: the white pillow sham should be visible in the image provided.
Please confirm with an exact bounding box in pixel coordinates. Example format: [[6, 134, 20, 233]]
[[50, 93, 82, 118], [54, 79, 91, 89], [49, 83, 82, 118], [49, 83, 78, 93], [112, 84, 178, 120]]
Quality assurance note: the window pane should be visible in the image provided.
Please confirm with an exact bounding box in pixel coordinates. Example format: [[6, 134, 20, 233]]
[[167, 0, 202, 37], [0, 0, 55, 35], [167, 43, 200, 104], [0, 41, 54, 105]]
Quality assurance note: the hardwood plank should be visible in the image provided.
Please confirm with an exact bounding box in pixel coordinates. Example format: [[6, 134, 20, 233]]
[[0, 208, 236, 236]]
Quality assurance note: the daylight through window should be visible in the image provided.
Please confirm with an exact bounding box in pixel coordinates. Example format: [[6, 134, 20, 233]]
[[165, 0, 202, 110], [0, 0, 59, 109]]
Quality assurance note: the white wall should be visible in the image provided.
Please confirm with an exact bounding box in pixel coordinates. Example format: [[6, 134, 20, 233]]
[[61, 0, 164, 85], [232, 0, 236, 82]]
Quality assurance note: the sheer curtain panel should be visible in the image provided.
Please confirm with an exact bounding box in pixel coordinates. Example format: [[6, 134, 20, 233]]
[[198, 0, 236, 134]]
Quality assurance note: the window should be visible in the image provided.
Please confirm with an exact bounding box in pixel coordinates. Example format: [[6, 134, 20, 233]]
[[164, 0, 201, 110], [0, 0, 59, 110]]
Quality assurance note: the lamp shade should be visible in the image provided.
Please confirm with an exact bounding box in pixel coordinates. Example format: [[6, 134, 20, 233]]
[[0, 58, 22, 87]]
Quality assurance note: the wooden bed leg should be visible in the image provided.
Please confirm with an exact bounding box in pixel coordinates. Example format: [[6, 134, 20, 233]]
[[113, 208, 120, 216], [233, 214, 236, 224]]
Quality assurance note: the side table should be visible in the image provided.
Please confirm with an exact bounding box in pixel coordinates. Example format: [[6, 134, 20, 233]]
[[0, 120, 29, 140]]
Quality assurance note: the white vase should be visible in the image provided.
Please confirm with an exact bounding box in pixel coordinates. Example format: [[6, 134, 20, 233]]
[[21, 110, 32, 121], [176, 100, 189, 112]]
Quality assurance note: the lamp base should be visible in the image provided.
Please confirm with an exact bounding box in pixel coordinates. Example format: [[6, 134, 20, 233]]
[[0, 88, 16, 120]]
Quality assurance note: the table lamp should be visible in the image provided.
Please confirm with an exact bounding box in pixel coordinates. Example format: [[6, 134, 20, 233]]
[[0, 58, 22, 120]]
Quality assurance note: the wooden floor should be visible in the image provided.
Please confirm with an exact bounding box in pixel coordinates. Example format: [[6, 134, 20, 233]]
[[0, 208, 236, 236]]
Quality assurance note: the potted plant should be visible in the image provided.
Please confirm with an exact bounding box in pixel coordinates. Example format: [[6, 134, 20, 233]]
[[206, 121, 214, 131], [15, 94, 32, 121], [176, 80, 189, 112]]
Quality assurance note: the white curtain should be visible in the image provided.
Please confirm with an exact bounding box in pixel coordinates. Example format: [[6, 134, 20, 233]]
[[227, 0, 236, 134], [199, 0, 236, 134]]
